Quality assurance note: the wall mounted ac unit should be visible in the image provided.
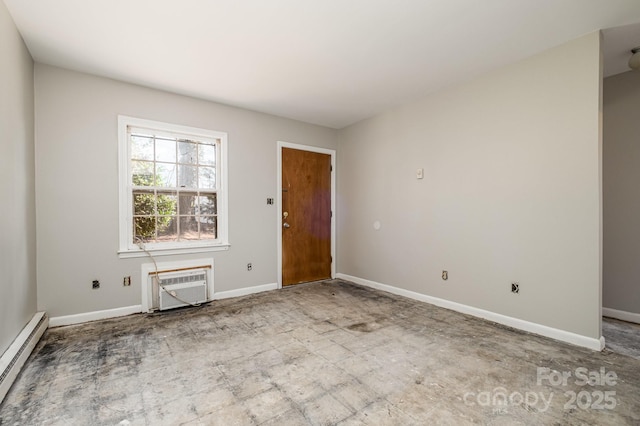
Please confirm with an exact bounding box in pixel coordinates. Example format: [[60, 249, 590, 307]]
[[157, 268, 208, 311]]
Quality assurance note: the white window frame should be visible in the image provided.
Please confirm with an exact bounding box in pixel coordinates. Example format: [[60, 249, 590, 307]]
[[118, 116, 229, 258]]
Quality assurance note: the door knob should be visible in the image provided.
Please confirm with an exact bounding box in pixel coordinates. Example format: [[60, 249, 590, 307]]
[[283, 222, 290, 228]]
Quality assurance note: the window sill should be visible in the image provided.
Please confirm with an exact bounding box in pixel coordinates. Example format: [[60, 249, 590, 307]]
[[118, 243, 230, 259]]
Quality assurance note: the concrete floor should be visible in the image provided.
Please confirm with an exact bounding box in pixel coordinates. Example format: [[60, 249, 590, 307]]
[[1, 279, 639, 425], [603, 317, 640, 360]]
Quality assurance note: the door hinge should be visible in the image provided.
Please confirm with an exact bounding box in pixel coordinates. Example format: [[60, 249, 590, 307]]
[[330, 256, 333, 263], [330, 164, 333, 172]]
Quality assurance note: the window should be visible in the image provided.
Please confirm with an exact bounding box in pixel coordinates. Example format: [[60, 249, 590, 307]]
[[118, 116, 228, 257]]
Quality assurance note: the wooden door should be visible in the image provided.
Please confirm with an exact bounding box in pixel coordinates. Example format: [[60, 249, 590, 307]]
[[282, 147, 332, 286]]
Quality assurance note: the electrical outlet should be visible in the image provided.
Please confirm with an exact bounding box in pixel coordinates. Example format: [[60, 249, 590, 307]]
[[511, 282, 520, 294], [442, 270, 448, 280], [123, 276, 131, 286], [92, 280, 100, 289], [267, 198, 274, 205], [247, 263, 252, 271]]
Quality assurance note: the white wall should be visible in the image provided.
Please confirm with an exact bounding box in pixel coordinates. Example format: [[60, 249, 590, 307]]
[[337, 32, 602, 339], [34, 64, 338, 317], [603, 70, 640, 316], [0, 1, 37, 354]]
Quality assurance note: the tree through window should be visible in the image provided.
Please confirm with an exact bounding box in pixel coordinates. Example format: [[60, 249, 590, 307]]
[[118, 117, 228, 255]]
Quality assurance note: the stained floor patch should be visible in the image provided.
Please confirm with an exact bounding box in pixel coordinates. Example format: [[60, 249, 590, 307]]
[[1, 279, 639, 425]]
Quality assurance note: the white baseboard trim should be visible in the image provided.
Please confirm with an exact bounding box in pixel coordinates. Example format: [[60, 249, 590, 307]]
[[1, 312, 48, 403], [213, 283, 278, 300], [337, 273, 604, 352], [48, 283, 279, 327], [603, 307, 640, 324], [49, 305, 142, 328]]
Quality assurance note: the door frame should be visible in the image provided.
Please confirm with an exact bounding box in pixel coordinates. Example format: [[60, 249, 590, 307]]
[[277, 141, 336, 289]]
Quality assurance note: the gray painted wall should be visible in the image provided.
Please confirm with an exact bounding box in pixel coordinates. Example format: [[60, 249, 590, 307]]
[[34, 64, 338, 317], [603, 70, 640, 315], [0, 1, 37, 355], [337, 32, 602, 339]]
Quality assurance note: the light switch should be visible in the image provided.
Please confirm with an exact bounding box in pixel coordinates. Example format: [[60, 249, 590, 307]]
[[416, 168, 424, 179]]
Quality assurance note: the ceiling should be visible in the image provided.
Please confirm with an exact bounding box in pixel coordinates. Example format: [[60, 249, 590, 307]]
[[603, 22, 640, 77], [5, 0, 640, 129]]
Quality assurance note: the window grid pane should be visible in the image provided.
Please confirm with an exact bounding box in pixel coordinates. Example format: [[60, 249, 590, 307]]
[[131, 189, 217, 244], [134, 216, 156, 242], [131, 133, 217, 191], [130, 128, 219, 245]]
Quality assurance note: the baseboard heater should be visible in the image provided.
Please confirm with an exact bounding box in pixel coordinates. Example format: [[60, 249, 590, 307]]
[[0, 312, 48, 404], [156, 268, 208, 311]]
